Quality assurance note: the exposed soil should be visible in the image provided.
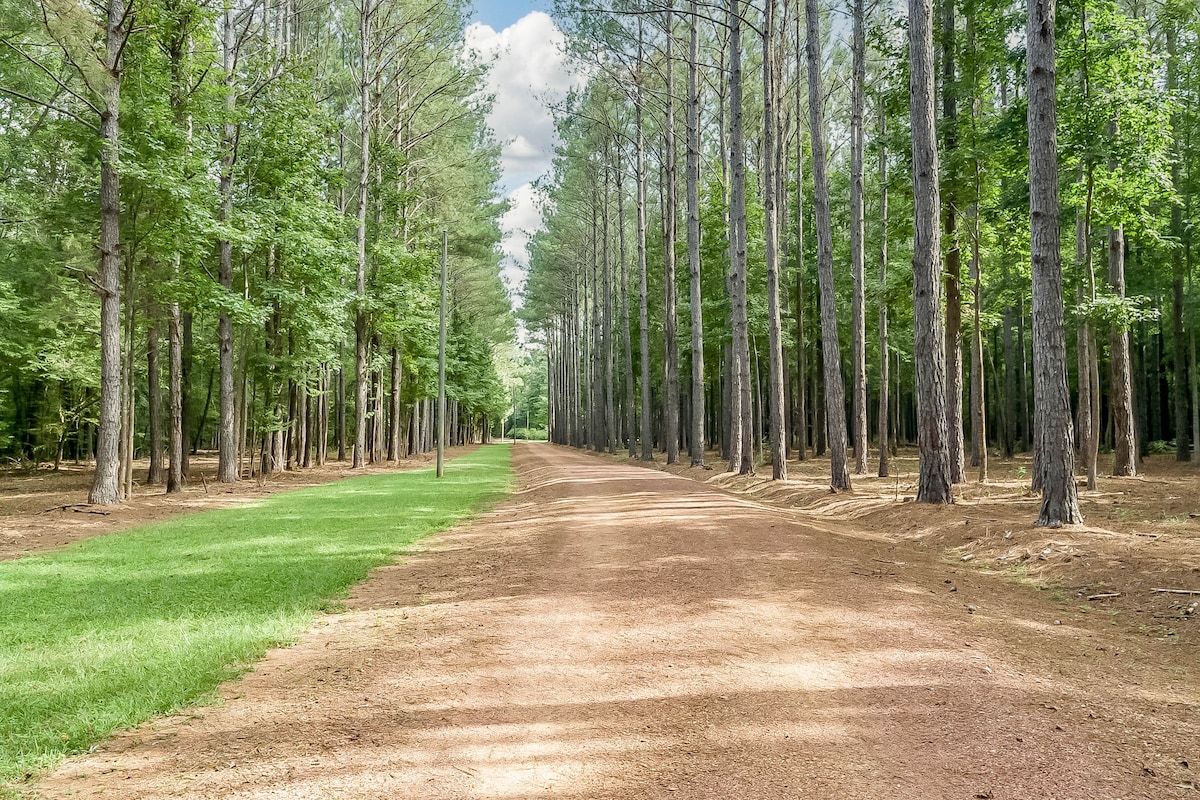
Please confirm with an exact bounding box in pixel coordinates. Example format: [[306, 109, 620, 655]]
[[32, 443, 1199, 799], [628, 448, 1200, 646], [0, 447, 477, 561]]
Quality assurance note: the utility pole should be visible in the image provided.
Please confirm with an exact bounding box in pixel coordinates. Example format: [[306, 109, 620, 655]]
[[437, 230, 448, 478]]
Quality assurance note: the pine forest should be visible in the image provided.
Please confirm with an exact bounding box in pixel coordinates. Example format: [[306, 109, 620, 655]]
[[1, 0, 1198, 529]]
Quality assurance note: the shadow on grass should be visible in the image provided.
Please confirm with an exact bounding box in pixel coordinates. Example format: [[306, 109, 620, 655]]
[[0, 445, 512, 784]]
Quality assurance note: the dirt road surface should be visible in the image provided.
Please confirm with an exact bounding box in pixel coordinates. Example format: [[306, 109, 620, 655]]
[[37, 443, 1199, 799]]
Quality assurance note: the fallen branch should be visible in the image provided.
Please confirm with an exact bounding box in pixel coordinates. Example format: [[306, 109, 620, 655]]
[[1086, 592, 1121, 601], [38, 503, 90, 515], [71, 507, 110, 515], [1151, 588, 1200, 596]]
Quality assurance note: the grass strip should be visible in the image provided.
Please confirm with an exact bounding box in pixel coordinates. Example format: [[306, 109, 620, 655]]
[[0, 444, 512, 787]]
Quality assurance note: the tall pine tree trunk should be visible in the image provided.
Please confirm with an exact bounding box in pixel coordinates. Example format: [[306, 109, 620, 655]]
[[637, 19, 653, 462], [168, 303, 183, 492], [762, 0, 787, 480], [217, 1, 237, 484], [1028, 0, 1082, 525], [849, 0, 868, 475], [794, 11, 806, 462], [616, 153, 636, 458], [908, 0, 953, 503], [88, 0, 125, 505], [942, 0, 965, 484], [687, 0, 706, 467], [353, 0, 372, 469], [663, 6, 680, 464], [729, 0, 754, 475], [806, 0, 850, 489], [146, 322, 164, 485], [878, 99, 890, 478]]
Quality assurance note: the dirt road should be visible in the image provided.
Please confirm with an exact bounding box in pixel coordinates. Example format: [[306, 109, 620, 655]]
[[37, 443, 1199, 799]]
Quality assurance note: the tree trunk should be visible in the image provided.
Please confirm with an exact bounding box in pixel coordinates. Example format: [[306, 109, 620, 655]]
[[182, 311, 193, 470], [1075, 175, 1099, 489], [603, 154, 616, 455], [794, 4, 806, 462], [88, 0, 125, 505], [970, 204, 988, 483], [942, 0, 965, 485], [729, 0, 754, 475], [616, 153, 636, 459], [966, 14, 987, 482], [1108, 126, 1137, 477], [1002, 307, 1016, 457], [121, 257, 135, 499], [805, 0, 849, 489], [336, 347, 346, 461], [217, 2, 237, 484], [637, 19, 653, 462], [389, 346, 402, 462], [849, 0, 868, 475], [353, 0, 372, 469], [663, 5, 680, 465], [878, 98, 890, 479], [146, 322, 164, 485], [687, 0, 705, 467], [1168, 24, 1188, 462], [908, 0, 953, 504], [762, 0, 787, 480], [1028, 0, 1082, 525], [168, 303, 183, 492]]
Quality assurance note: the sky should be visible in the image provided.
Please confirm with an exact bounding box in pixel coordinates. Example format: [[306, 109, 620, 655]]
[[463, 1, 584, 302]]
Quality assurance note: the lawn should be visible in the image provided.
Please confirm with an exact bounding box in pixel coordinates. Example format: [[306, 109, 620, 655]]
[[0, 444, 512, 787]]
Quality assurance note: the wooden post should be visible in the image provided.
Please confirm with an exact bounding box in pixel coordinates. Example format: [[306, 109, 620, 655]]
[[437, 230, 448, 478]]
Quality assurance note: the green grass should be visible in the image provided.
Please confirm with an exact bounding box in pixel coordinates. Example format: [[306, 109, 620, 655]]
[[0, 444, 512, 787]]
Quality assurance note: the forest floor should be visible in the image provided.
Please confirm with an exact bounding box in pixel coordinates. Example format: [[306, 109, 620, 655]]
[[30, 442, 1199, 800], [0, 446, 478, 561], [624, 446, 1200, 643]]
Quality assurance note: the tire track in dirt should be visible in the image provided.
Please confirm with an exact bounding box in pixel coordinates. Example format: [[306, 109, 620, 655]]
[[35, 443, 1199, 799]]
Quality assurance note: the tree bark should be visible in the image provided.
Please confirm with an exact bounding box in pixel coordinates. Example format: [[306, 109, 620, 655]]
[[353, 0, 372, 469], [637, 19, 653, 462], [942, 0, 965, 485], [849, 0, 868, 475], [729, 0, 754, 475], [762, 0, 787, 480], [603, 154, 616, 455], [168, 302, 183, 492], [806, 0, 850, 489], [908, 0, 953, 504], [663, 5, 680, 464], [687, 0, 705, 467], [389, 346, 402, 462], [1028, 0, 1082, 525], [146, 322, 164, 485], [217, 1, 237, 484], [794, 10, 806, 463], [1168, 24, 1189, 462], [878, 99, 890, 479], [616, 152, 636, 459], [88, 0, 125, 505]]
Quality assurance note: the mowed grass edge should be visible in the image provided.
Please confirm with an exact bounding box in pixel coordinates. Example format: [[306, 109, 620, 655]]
[[0, 444, 513, 789]]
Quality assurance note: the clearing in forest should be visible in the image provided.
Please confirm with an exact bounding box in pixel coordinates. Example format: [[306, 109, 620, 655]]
[[0, 445, 512, 790], [32, 442, 1200, 800]]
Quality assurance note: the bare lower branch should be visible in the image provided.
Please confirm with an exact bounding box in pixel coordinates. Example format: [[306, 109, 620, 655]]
[[0, 85, 99, 133]]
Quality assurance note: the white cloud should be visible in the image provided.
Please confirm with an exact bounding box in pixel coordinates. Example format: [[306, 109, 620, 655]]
[[465, 12, 585, 305], [498, 182, 547, 295], [466, 12, 583, 191]]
